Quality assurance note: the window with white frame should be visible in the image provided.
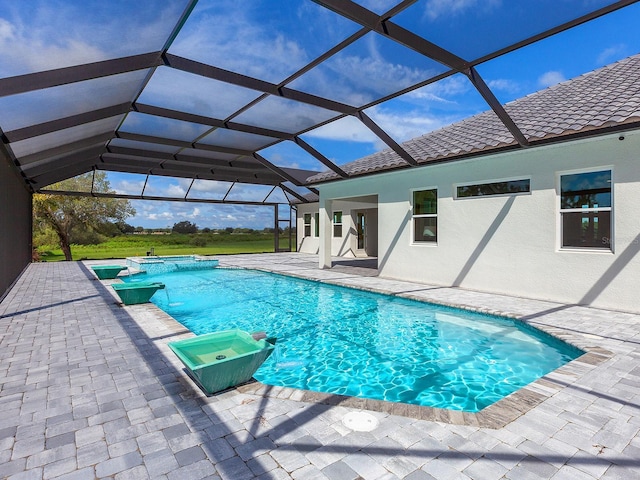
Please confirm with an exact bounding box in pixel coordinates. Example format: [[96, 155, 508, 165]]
[[412, 189, 437, 243], [314, 212, 319, 237], [559, 169, 612, 249], [333, 211, 342, 237], [303, 213, 311, 237]]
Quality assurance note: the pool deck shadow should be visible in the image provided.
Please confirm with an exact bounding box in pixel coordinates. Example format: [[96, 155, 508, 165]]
[[237, 346, 613, 430], [1, 253, 639, 479]]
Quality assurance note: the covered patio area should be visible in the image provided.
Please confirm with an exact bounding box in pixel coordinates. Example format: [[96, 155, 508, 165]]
[[1, 253, 638, 479]]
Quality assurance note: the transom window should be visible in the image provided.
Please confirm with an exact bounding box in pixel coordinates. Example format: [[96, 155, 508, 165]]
[[333, 211, 342, 237], [456, 179, 530, 198], [412, 189, 437, 243], [559, 169, 612, 250]]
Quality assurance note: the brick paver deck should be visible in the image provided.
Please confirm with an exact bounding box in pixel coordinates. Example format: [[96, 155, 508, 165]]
[[1, 253, 638, 479]]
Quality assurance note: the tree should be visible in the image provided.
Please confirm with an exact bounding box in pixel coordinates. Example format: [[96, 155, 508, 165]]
[[33, 173, 136, 261], [115, 221, 135, 234], [172, 221, 198, 234]]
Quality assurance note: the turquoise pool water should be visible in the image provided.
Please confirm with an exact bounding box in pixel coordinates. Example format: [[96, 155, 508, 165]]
[[126, 268, 582, 412], [126, 255, 219, 274]]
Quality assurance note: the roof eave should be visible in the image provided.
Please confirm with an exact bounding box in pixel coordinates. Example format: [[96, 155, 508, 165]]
[[306, 121, 640, 187]]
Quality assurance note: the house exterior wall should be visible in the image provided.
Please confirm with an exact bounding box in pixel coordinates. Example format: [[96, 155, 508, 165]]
[[316, 130, 640, 313], [297, 199, 377, 256], [0, 152, 32, 301]]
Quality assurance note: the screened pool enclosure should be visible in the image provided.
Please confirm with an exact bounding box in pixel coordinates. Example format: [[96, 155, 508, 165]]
[[1, 0, 639, 295]]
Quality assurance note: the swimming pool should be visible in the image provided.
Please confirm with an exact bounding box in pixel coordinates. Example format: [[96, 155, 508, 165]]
[[125, 268, 583, 412]]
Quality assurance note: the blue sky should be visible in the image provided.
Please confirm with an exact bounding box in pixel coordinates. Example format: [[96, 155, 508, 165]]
[[1, 0, 639, 229]]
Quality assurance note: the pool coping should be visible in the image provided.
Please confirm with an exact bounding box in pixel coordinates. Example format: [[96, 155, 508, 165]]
[[95, 261, 614, 429]]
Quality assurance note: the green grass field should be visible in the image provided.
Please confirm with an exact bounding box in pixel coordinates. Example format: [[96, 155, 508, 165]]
[[36, 233, 295, 262]]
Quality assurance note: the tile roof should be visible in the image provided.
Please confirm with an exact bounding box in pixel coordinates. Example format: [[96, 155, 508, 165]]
[[307, 53, 640, 184]]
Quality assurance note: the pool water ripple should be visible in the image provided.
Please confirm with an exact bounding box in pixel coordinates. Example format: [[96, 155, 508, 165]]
[[126, 268, 582, 412]]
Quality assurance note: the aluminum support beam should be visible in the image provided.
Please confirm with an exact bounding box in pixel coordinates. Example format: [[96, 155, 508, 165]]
[[37, 189, 284, 207], [279, 183, 310, 204], [165, 54, 357, 115], [313, 0, 468, 71], [293, 137, 349, 178], [17, 133, 113, 166], [252, 153, 309, 186], [464, 67, 529, 147], [135, 103, 291, 140], [22, 145, 105, 177], [470, 1, 637, 67], [98, 162, 284, 186], [30, 162, 94, 188], [274, 204, 279, 252], [314, 0, 529, 148], [0, 53, 163, 98], [136, 103, 350, 179], [4, 103, 131, 143], [357, 111, 418, 165]]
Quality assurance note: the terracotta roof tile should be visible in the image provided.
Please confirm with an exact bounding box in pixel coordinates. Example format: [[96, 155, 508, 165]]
[[307, 54, 640, 184]]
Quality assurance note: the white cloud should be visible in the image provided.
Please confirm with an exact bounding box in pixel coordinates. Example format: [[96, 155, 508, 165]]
[[0, 1, 182, 76], [128, 199, 283, 230], [140, 67, 260, 119], [288, 32, 441, 108], [147, 211, 174, 221], [331, 54, 433, 104], [538, 71, 566, 88], [225, 184, 279, 202], [487, 78, 520, 94], [265, 153, 300, 170], [234, 96, 338, 134], [188, 207, 201, 218], [292, 35, 440, 108], [190, 180, 234, 194], [366, 105, 460, 142], [171, 1, 310, 83], [305, 116, 379, 144], [408, 75, 471, 102], [113, 180, 145, 196], [596, 44, 627, 66], [0, 17, 106, 75], [166, 184, 187, 197], [424, 0, 501, 20]]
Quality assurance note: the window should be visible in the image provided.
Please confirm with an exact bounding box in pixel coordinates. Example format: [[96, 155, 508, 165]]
[[456, 179, 530, 198], [303, 213, 311, 237], [333, 211, 342, 237], [314, 212, 319, 237], [560, 169, 612, 249], [412, 189, 437, 243]]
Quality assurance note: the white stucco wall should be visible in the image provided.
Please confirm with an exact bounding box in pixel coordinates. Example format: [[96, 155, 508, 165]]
[[296, 203, 320, 254], [315, 130, 640, 313], [296, 199, 378, 257]]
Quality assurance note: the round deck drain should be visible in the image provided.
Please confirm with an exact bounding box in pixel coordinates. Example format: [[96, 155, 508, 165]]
[[342, 411, 379, 432], [215, 354, 226, 360]]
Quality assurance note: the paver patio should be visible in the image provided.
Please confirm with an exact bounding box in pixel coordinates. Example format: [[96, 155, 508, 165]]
[[1, 253, 639, 479]]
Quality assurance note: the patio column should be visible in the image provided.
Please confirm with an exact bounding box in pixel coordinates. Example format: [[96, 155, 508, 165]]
[[319, 197, 332, 269]]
